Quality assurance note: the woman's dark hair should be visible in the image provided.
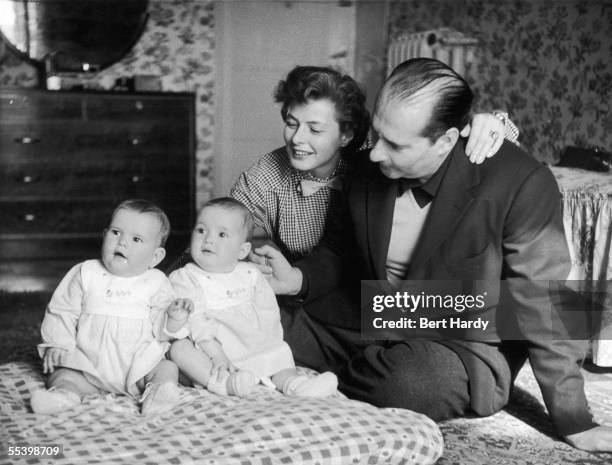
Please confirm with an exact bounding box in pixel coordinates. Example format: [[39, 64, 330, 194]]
[[274, 66, 370, 156]]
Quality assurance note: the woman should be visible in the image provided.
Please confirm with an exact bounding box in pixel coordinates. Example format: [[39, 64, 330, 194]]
[[229, 65, 515, 262], [169, 65, 514, 269]]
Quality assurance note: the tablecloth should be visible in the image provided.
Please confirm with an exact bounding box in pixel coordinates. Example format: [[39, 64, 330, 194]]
[[550, 166, 612, 366]]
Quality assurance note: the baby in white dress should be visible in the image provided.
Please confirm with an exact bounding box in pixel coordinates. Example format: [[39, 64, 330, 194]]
[[31, 199, 181, 415], [167, 197, 337, 397]]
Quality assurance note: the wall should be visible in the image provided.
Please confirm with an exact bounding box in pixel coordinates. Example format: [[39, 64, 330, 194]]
[[0, 0, 365, 203], [354, 1, 389, 114], [212, 0, 359, 196], [4, 0, 608, 175], [0, 0, 216, 206], [388, 0, 612, 163]]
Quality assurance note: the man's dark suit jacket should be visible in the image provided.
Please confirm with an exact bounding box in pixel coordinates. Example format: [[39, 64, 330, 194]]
[[296, 139, 596, 436]]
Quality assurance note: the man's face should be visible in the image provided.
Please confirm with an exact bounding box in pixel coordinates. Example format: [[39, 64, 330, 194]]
[[369, 90, 448, 182]]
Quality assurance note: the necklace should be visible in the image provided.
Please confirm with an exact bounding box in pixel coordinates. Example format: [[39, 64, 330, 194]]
[[299, 162, 341, 183]]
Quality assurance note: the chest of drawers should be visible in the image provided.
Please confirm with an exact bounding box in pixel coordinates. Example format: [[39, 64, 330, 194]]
[[0, 89, 195, 268]]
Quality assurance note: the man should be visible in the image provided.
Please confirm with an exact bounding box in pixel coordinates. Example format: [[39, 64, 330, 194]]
[[256, 58, 612, 451]]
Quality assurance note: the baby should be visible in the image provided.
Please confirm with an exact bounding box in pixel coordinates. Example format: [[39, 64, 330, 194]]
[[31, 199, 181, 415], [167, 197, 338, 397]]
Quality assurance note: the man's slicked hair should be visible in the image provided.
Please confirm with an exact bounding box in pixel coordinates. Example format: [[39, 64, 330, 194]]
[[380, 58, 474, 142]]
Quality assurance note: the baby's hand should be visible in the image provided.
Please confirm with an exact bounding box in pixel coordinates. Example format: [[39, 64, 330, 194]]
[[42, 347, 67, 374], [210, 354, 236, 373], [167, 298, 193, 322], [211, 360, 236, 375]]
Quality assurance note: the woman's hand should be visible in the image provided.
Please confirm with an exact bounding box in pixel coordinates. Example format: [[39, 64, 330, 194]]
[[565, 425, 612, 452], [42, 347, 67, 374], [250, 245, 303, 295], [461, 113, 505, 163]]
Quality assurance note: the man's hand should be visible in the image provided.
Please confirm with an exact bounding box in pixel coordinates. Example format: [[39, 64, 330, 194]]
[[250, 245, 303, 295], [565, 425, 612, 452], [461, 112, 505, 163], [42, 347, 67, 374]]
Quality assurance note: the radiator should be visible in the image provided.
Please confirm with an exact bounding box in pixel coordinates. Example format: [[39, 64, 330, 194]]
[[387, 28, 478, 77]]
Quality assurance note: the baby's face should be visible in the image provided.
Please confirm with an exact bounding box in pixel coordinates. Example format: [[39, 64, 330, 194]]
[[101, 209, 164, 277], [190, 206, 250, 273]]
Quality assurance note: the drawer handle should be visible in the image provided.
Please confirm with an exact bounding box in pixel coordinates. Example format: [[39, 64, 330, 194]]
[[24, 214, 36, 222], [131, 138, 140, 145], [21, 174, 40, 184], [135, 101, 144, 110], [15, 136, 41, 144], [131, 175, 142, 183]]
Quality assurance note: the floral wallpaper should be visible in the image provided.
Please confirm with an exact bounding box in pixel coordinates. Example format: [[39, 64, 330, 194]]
[[389, 0, 612, 164], [2, 0, 610, 172], [0, 0, 216, 206]]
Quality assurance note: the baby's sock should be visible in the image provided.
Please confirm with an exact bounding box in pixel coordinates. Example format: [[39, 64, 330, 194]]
[[30, 387, 81, 414], [140, 382, 181, 416], [207, 370, 258, 397], [282, 371, 338, 398]]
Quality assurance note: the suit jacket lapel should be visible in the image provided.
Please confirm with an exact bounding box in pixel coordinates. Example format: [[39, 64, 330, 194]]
[[366, 165, 397, 279], [408, 141, 481, 274]]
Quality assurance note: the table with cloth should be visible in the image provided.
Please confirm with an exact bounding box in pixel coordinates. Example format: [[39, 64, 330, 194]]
[[550, 166, 612, 366]]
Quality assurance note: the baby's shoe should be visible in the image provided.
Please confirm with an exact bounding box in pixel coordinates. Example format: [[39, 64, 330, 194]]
[[282, 371, 338, 398], [31, 387, 81, 414], [207, 369, 258, 397], [140, 382, 181, 416]]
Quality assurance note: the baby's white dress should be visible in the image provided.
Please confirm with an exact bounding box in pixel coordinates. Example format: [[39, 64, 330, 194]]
[[169, 262, 295, 378], [38, 259, 174, 396]]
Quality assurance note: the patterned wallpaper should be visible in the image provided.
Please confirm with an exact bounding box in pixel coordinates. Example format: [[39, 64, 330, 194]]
[[2, 0, 610, 175], [389, 0, 612, 163], [0, 0, 216, 206]]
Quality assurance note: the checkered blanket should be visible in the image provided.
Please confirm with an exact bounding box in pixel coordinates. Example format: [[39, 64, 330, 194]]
[[0, 362, 443, 464]]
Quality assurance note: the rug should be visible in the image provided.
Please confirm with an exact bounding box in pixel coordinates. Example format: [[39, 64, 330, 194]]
[[438, 362, 612, 464]]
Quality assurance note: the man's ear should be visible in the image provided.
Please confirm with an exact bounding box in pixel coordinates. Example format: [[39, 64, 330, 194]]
[[434, 127, 460, 155], [150, 247, 166, 269], [238, 242, 252, 260]]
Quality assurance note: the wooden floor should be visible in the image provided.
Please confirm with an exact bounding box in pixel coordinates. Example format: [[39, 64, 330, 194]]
[[0, 260, 76, 293]]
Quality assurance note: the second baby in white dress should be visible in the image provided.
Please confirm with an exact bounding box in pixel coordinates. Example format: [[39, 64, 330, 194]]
[[167, 198, 337, 397]]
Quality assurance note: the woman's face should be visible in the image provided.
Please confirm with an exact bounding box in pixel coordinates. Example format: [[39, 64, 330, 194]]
[[283, 98, 351, 179]]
